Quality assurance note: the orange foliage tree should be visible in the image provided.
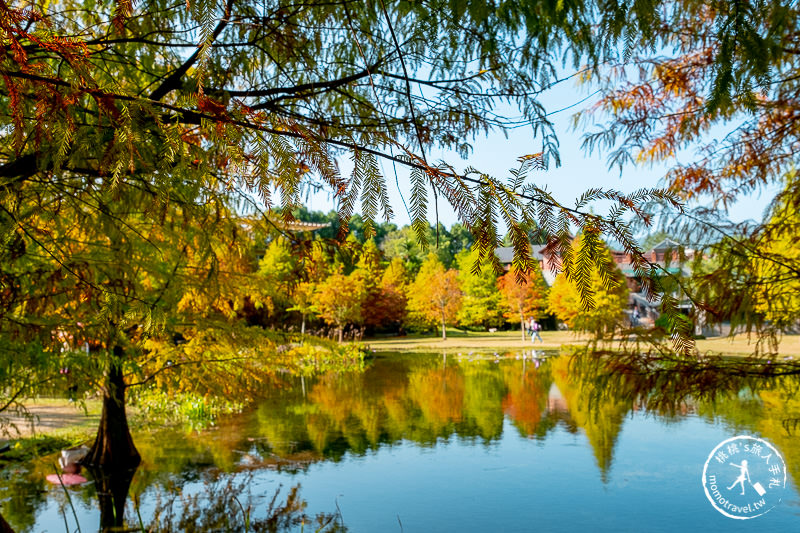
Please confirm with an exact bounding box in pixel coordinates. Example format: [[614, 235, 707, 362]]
[[497, 267, 549, 340], [581, 1, 799, 207], [359, 255, 408, 333], [407, 254, 462, 339]]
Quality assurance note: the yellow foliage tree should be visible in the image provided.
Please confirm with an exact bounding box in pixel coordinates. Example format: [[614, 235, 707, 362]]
[[314, 272, 367, 342], [256, 238, 297, 316], [750, 202, 800, 328], [547, 236, 628, 338]]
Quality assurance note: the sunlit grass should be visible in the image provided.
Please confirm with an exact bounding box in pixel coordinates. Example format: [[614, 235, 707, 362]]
[[695, 334, 800, 357], [367, 329, 590, 352], [368, 329, 800, 357]]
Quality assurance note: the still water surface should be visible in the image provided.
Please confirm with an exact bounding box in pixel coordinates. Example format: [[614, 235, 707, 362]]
[[3, 350, 800, 531]]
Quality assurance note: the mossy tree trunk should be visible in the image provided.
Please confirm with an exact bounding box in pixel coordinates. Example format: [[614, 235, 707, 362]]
[[85, 346, 140, 470]]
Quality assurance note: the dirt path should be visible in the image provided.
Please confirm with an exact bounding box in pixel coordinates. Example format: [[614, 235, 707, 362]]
[[1, 401, 100, 439]]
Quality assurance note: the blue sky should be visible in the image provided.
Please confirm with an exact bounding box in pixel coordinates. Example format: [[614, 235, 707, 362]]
[[304, 79, 778, 234]]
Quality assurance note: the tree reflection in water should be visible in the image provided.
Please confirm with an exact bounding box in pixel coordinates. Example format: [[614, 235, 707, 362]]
[[4, 350, 800, 531], [566, 348, 800, 485], [1, 463, 345, 532], [88, 465, 137, 531], [143, 474, 346, 533], [566, 348, 800, 414], [237, 350, 800, 489]]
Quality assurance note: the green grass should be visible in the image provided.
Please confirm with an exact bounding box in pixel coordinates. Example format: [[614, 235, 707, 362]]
[[0, 431, 93, 463], [1, 398, 101, 465]]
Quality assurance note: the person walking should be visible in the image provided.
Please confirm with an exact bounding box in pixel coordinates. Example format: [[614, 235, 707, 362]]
[[531, 319, 543, 344]]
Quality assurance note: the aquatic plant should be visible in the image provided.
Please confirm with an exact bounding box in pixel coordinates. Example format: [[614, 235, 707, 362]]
[[144, 474, 347, 532]]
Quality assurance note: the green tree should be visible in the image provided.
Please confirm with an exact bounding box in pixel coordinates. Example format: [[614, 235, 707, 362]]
[[381, 226, 427, 274], [256, 238, 298, 317], [449, 223, 474, 257], [455, 249, 503, 330], [1, 0, 656, 269], [382, 224, 467, 272], [1, 2, 750, 509], [0, 168, 254, 469], [288, 282, 316, 335]]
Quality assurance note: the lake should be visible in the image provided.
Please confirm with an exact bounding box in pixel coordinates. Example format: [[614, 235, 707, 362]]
[[2, 350, 800, 531]]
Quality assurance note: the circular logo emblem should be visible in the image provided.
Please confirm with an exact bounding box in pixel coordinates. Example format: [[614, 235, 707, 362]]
[[702, 435, 787, 519]]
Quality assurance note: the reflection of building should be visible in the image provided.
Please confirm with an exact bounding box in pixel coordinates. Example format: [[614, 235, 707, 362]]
[[546, 383, 568, 413]]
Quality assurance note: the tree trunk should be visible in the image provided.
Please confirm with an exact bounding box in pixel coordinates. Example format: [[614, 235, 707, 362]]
[[441, 310, 447, 340], [0, 512, 15, 533], [85, 347, 140, 470], [338, 326, 343, 343], [301, 314, 306, 335], [520, 310, 526, 341]]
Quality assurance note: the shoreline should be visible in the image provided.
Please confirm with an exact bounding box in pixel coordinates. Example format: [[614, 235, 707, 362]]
[[366, 330, 800, 357], [4, 332, 797, 445]]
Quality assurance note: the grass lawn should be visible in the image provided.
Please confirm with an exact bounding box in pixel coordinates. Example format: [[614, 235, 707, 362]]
[[695, 334, 800, 357], [368, 328, 800, 357]]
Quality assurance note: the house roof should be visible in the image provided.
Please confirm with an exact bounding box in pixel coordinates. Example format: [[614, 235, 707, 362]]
[[271, 220, 330, 232], [495, 245, 556, 285], [631, 292, 661, 308], [617, 263, 684, 276], [650, 238, 682, 251], [494, 245, 546, 265]]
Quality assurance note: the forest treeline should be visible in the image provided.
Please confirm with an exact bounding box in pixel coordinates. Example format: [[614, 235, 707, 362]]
[[251, 210, 629, 341]]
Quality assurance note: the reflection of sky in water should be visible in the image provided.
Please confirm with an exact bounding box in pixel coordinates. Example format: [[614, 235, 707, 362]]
[[5, 352, 800, 532], [268, 413, 799, 532]]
